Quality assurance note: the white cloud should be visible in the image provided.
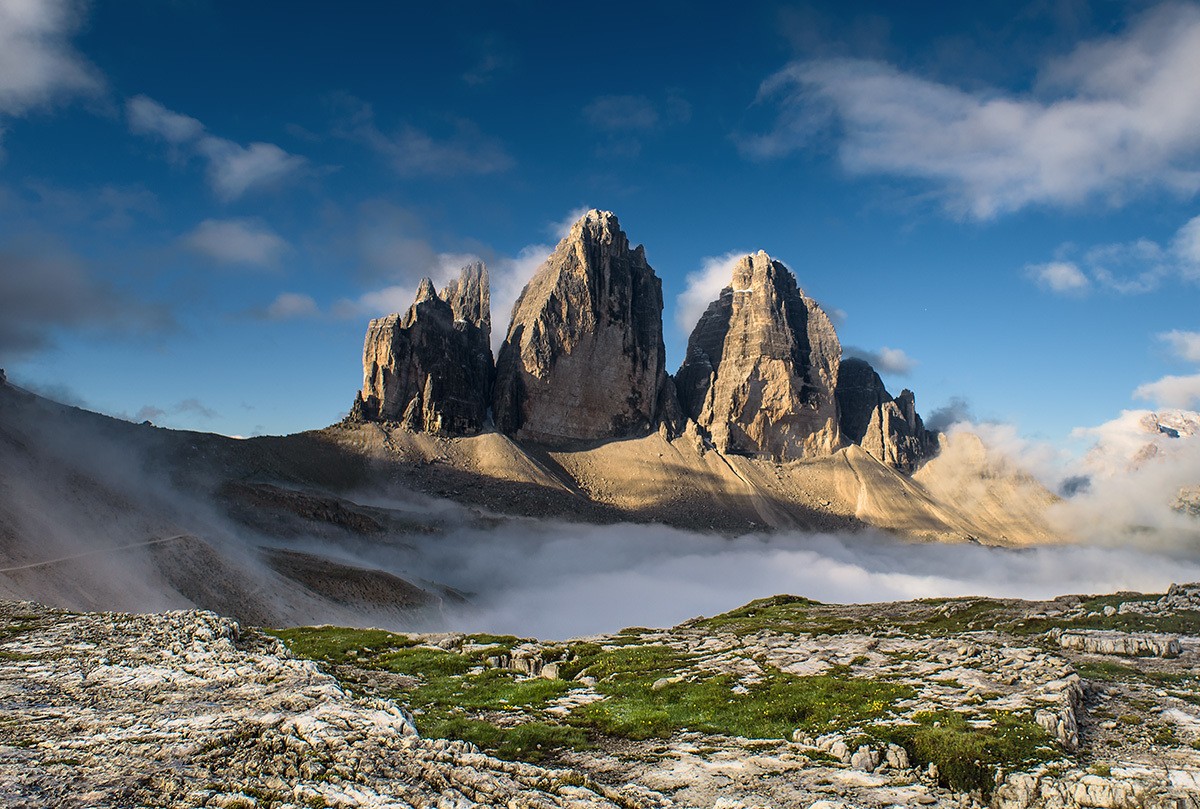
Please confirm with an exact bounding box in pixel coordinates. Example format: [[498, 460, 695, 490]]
[[547, 205, 591, 240], [844, 345, 917, 376], [0, 0, 101, 117], [264, 292, 317, 320], [1159, 329, 1200, 363], [490, 244, 552, 351], [126, 95, 203, 143], [183, 218, 289, 267], [195, 138, 306, 201], [1027, 260, 1090, 294], [126, 95, 307, 200], [674, 251, 748, 336], [1134, 373, 1200, 409], [1028, 213, 1200, 295], [1172, 214, 1200, 280], [336, 252, 483, 319], [747, 4, 1200, 219]]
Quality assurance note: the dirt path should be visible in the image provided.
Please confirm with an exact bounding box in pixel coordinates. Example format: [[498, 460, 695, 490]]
[[0, 535, 192, 574]]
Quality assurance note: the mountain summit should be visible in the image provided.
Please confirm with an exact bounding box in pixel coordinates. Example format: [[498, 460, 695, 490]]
[[347, 212, 935, 472], [493, 210, 672, 444], [350, 263, 493, 434], [676, 251, 842, 460]]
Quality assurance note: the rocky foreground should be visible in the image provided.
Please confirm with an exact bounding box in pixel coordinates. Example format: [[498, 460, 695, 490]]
[[2, 588, 1200, 808]]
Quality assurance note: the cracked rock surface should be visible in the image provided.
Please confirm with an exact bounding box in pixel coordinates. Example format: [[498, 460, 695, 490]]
[[0, 601, 629, 809]]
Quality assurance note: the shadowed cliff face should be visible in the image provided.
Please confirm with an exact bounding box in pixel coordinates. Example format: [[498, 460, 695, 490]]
[[836, 357, 937, 473], [676, 251, 842, 461], [352, 264, 493, 435], [493, 210, 669, 444]]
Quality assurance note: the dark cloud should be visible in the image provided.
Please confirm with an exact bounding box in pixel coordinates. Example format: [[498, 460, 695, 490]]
[[842, 345, 916, 376], [925, 397, 975, 432], [0, 247, 175, 361], [132, 399, 218, 424]]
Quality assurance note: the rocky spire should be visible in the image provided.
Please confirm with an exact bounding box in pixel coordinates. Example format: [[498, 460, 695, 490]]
[[350, 263, 494, 435], [835, 357, 936, 472], [675, 251, 842, 460], [492, 210, 670, 444]]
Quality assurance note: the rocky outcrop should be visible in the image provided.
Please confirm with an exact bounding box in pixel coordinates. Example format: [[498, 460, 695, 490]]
[[836, 357, 936, 472], [0, 601, 632, 809], [351, 264, 493, 435], [493, 210, 669, 444], [1055, 629, 1183, 658], [675, 251, 842, 460]]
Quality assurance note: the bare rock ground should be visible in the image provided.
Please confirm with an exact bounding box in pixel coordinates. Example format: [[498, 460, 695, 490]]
[[4, 588, 1200, 808]]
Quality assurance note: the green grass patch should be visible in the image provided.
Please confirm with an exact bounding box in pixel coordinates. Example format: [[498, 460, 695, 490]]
[[1075, 660, 1141, 682], [692, 595, 865, 636], [907, 600, 1010, 634], [873, 711, 1054, 799], [1013, 610, 1200, 636], [419, 717, 589, 762], [572, 656, 912, 741], [267, 626, 418, 665]]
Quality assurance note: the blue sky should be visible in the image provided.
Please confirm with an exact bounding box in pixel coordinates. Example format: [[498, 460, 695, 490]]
[[1, 0, 1198, 444]]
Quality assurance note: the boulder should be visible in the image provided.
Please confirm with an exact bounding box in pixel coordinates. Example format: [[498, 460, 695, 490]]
[[675, 251, 842, 460], [493, 210, 670, 444]]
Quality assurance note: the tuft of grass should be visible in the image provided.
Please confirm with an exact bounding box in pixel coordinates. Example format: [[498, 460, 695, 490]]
[[1012, 609, 1200, 636], [1075, 660, 1141, 682], [570, 646, 911, 742], [872, 710, 1054, 799], [421, 717, 589, 762], [691, 595, 864, 636], [267, 626, 418, 665]]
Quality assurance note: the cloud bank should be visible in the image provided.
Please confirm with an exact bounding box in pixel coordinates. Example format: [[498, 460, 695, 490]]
[[747, 4, 1200, 219]]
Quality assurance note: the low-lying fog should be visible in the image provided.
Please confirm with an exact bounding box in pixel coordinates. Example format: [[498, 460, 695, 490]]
[[3, 389, 1198, 640], [307, 519, 1200, 639]]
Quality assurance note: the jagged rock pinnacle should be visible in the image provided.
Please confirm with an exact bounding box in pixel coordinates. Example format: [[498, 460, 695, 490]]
[[676, 251, 841, 460], [492, 209, 671, 444]]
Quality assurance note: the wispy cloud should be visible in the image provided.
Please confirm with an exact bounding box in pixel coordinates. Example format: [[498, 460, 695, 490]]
[[127, 95, 308, 200], [745, 4, 1200, 219], [1027, 213, 1200, 295], [583, 95, 661, 131], [183, 218, 289, 268], [582, 92, 691, 159], [462, 33, 516, 87], [336, 97, 512, 177], [844, 345, 917, 376], [262, 292, 318, 321], [0, 0, 102, 124], [134, 397, 218, 423], [674, 251, 749, 336], [1159, 329, 1200, 363]]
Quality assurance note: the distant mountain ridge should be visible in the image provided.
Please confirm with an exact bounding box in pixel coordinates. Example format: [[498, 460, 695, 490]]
[[349, 210, 936, 472]]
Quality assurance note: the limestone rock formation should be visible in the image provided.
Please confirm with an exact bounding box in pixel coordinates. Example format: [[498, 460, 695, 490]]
[[493, 210, 669, 444], [836, 357, 936, 472], [675, 251, 842, 460], [351, 263, 493, 435]]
